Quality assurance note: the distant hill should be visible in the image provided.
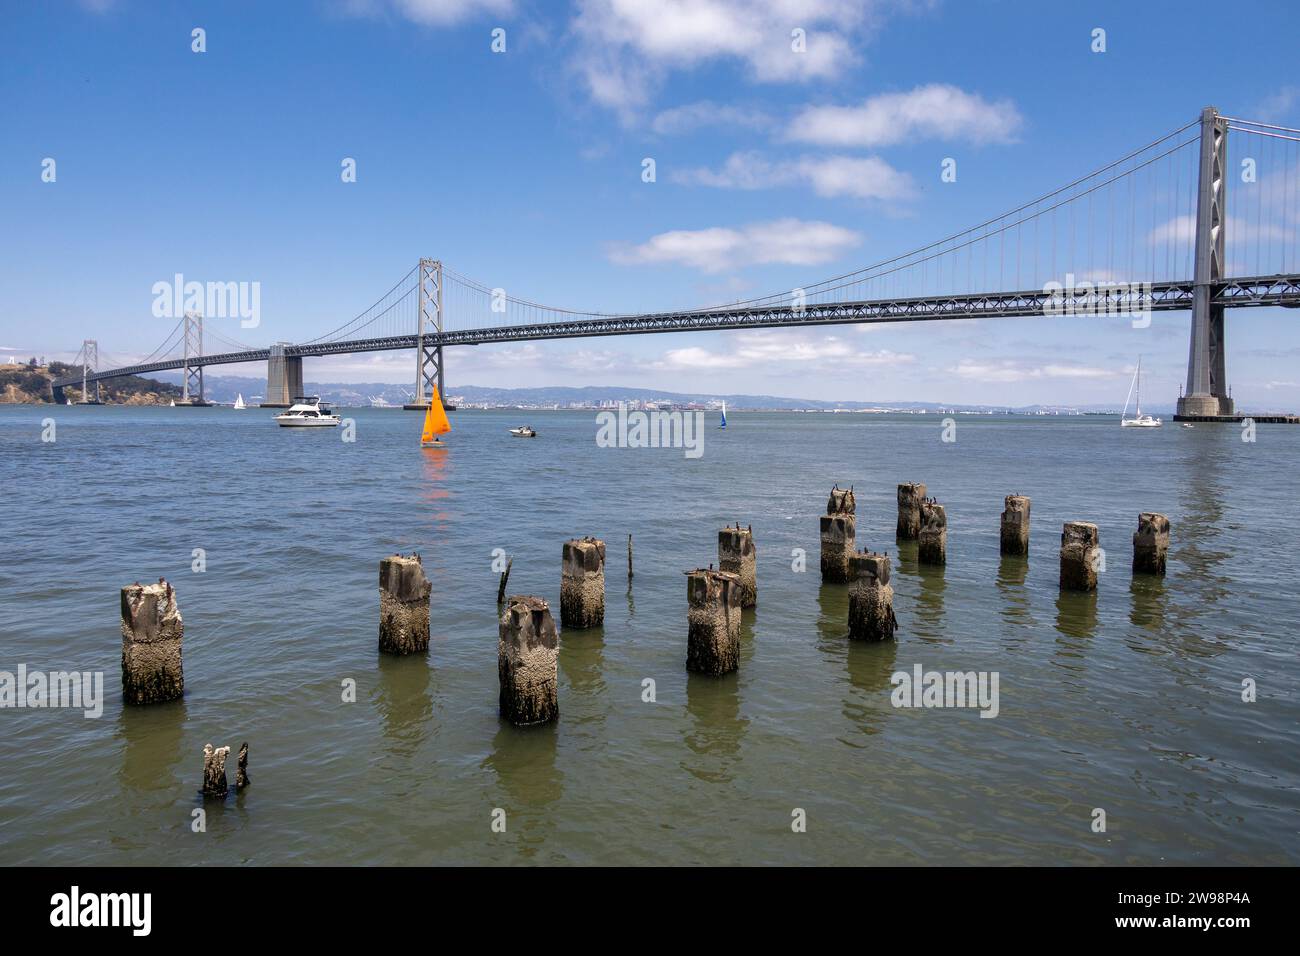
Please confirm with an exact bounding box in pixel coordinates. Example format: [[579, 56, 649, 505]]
[[0, 361, 182, 405]]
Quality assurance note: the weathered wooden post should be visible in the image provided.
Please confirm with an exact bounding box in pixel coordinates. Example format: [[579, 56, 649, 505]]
[[120, 579, 184, 705], [1060, 521, 1101, 591], [560, 536, 606, 628], [1132, 513, 1170, 575], [685, 568, 743, 676], [848, 551, 897, 641], [820, 485, 856, 583], [1000, 495, 1031, 556], [235, 742, 250, 790], [498, 596, 559, 725], [718, 524, 756, 607], [201, 743, 230, 798], [918, 501, 947, 565], [379, 554, 431, 654], [897, 482, 926, 539]]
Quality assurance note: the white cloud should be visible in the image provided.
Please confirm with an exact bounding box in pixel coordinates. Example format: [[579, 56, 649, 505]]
[[608, 218, 862, 273], [571, 0, 884, 112], [786, 83, 1024, 147], [672, 151, 914, 201], [1148, 214, 1288, 246], [340, 0, 512, 25], [651, 101, 774, 136], [1255, 86, 1300, 122], [949, 359, 1116, 384], [653, 330, 914, 370]]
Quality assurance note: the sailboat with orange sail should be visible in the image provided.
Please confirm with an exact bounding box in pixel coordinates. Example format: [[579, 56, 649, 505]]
[[420, 386, 451, 448]]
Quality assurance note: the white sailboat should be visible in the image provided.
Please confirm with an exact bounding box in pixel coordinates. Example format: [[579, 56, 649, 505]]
[[719, 401, 727, 429], [233, 393, 246, 410], [1120, 356, 1162, 427]]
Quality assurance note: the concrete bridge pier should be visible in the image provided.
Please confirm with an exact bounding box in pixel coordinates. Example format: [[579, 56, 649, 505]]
[[498, 596, 559, 725], [897, 483, 926, 540], [1176, 107, 1235, 420], [264, 344, 303, 408], [820, 485, 856, 583], [685, 568, 742, 676], [1132, 513, 1171, 575], [1060, 522, 1101, 591], [848, 551, 897, 642], [718, 524, 756, 607], [1000, 495, 1031, 556], [379, 554, 432, 654], [918, 502, 947, 565], [120, 579, 184, 705], [561, 537, 606, 628]]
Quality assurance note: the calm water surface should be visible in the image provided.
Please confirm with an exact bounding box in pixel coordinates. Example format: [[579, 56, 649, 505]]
[[1, 405, 1297, 865]]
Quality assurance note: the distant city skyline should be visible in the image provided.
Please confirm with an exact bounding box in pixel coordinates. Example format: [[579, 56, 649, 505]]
[[3, 1, 1299, 407]]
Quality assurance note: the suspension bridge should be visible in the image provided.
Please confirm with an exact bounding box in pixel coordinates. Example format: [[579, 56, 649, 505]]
[[52, 107, 1300, 419]]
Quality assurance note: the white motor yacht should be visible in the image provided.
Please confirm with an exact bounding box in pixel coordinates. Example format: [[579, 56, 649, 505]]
[[274, 396, 341, 427]]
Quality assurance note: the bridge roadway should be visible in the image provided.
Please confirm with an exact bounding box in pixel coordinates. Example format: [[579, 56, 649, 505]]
[[51, 274, 1300, 388]]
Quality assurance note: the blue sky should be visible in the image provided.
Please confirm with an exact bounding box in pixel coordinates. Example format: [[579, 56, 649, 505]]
[[2, 0, 1299, 406]]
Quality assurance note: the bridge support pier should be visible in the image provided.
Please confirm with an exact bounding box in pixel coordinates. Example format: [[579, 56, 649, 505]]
[[560, 537, 606, 629], [685, 568, 742, 676], [120, 579, 184, 705], [848, 551, 897, 642], [264, 343, 303, 408], [1176, 107, 1234, 420], [897, 483, 926, 540], [379, 554, 432, 655], [405, 258, 447, 410], [498, 596, 559, 725], [820, 485, 856, 583], [718, 524, 756, 607]]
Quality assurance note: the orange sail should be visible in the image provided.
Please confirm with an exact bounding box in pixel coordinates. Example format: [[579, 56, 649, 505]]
[[420, 386, 451, 444]]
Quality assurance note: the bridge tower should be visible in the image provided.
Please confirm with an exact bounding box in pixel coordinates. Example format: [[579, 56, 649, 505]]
[[1176, 106, 1233, 420], [264, 343, 304, 408], [181, 311, 206, 406], [80, 339, 100, 403], [405, 258, 444, 410]]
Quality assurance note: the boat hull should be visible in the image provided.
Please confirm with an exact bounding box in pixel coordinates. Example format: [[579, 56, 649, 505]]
[[276, 418, 340, 427]]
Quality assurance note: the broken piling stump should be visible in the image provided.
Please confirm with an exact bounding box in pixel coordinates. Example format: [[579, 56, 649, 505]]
[[685, 568, 743, 676], [120, 578, 184, 705], [820, 484, 856, 583], [560, 537, 606, 628], [718, 524, 756, 607], [379, 553, 432, 654], [202, 743, 230, 798], [918, 501, 947, 565], [1132, 512, 1170, 575], [235, 742, 250, 790], [498, 596, 559, 725], [897, 483, 926, 540], [848, 551, 898, 641], [1000, 495, 1031, 556], [1060, 521, 1101, 591]]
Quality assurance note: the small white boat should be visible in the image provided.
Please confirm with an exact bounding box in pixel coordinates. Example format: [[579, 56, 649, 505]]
[[509, 426, 537, 438], [233, 393, 246, 410], [1120, 356, 1162, 428], [275, 396, 341, 427], [65, 397, 73, 406], [168, 399, 175, 407], [1182, 423, 1195, 429]]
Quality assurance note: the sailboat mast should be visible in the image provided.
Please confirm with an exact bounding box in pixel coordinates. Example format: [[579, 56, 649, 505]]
[[1135, 356, 1141, 416]]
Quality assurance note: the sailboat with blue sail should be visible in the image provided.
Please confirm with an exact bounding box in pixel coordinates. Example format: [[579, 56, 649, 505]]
[[719, 401, 727, 429]]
